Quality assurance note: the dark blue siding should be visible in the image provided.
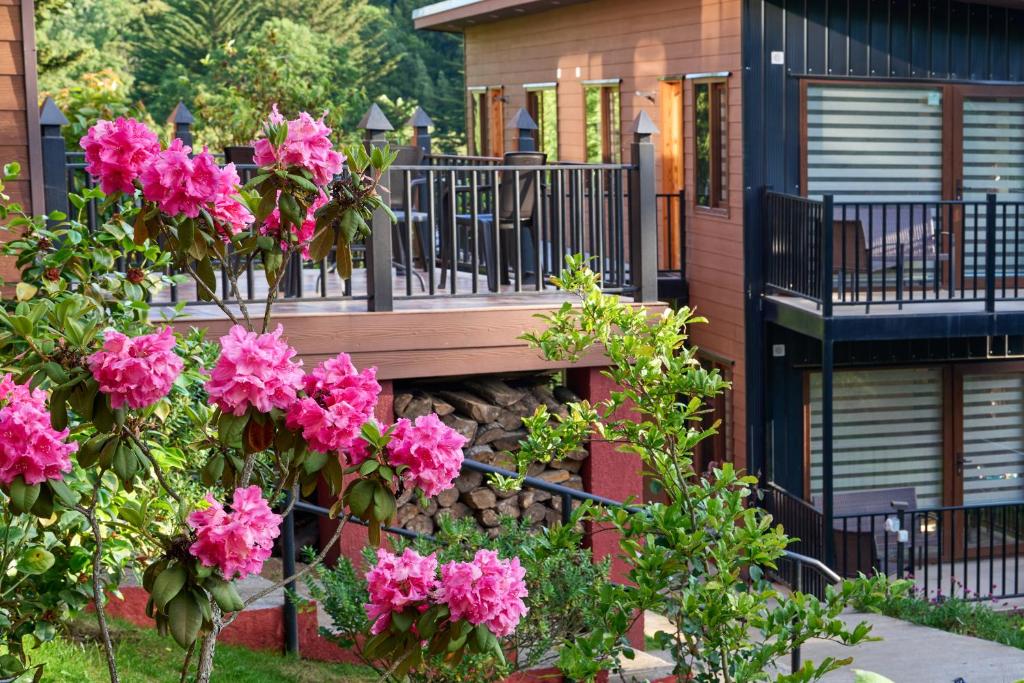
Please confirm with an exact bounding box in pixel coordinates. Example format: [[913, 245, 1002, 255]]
[[741, 0, 1024, 476]]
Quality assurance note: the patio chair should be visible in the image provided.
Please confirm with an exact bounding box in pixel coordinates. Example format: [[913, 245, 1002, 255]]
[[452, 151, 546, 292], [389, 147, 430, 284]]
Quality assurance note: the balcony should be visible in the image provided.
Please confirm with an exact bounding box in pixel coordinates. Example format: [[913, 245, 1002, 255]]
[[43, 102, 680, 377], [762, 191, 1024, 341]]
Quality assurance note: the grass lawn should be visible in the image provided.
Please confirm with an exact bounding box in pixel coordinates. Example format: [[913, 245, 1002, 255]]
[[27, 619, 375, 682]]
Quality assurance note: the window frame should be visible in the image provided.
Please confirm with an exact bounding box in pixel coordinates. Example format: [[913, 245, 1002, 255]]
[[524, 82, 559, 158], [583, 79, 622, 164], [468, 85, 504, 157], [692, 77, 729, 214]]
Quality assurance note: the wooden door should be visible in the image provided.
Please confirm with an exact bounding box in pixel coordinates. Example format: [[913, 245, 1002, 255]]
[[487, 88, 505, 157], [659, 80, 683, 270]]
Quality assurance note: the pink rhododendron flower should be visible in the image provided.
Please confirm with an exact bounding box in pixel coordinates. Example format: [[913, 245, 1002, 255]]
[[188, 485, 282, 580], [208, 162, 253, 240], [140, 139, 214, 218], [253, 105, 344, 185], [79, 117, 160, 195], [0, 373, 76, 485], [387, 414, 466, 497], [436, 550, 528, 637], [285, 353, 380, 456], [260, 192, 328, 258], [87, 327, 184, 410], [205, 325, 303, 416], [364, 547, 439, 635]]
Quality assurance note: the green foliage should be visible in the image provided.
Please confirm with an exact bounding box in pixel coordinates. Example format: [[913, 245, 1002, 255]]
[[303, 513, 611, 682], [851, 582, 1024, 650], [507, 256, 894, 682], [45, 70, 158, 148], [369, 0, 466, 151], [24, 618, 375, 682]]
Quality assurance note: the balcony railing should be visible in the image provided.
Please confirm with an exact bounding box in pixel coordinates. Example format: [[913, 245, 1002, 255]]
[[764, 190, 1024, 313], [40, 102, 674, 313]]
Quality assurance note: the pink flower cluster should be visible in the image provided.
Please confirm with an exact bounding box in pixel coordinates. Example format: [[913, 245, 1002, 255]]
[[285, 353, 380, 455], [436, 550, 529, 637], [364, 548, 528, 639], [365, 547, 439, 635], [209, 162, 255, 239], [188, 485, 282, 580], [387, 414, 466, 497], [81, 119, 252, 235], [0, 374, 76, 485], [253, 105, 344, 185], [260, 192, 328, 258], [140, 140, 252, 236], [79, 117, 160, 195], [87, 328, 184, 409], [205, 325, 303, 416]]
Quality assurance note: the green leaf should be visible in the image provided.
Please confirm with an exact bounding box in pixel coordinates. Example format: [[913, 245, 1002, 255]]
[[167, 592, 203, 649], [345, 479, 376, 518], [205, 577, 245, 613], [9, 477, 40, 514], [371, 485, 396, 525], [308, 225, 334, 263], [854, 672, 896, 683], [18, 547, 55, 575], [195, 257, 217, 302], [153, 565, 187, 613], [48, 479, 80, 507], [218, 411, 248, 448]]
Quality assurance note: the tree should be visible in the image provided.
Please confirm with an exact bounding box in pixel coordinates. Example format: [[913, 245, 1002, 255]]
[[131, 0, 269, 121], [370, 0, 466, 150]]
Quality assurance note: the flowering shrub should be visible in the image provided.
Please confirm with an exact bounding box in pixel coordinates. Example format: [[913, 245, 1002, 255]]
[[0, 107, 516, 683], [87, 328, 184, 409], [285, 352, 381, 456], [365, 547, 439, 635], [79, 117, 159, 195], [0, 373, 76, 491], [360, 546, 527, 676], [205, 325, 304, 416], [304, 514, 610, 683], [253, 105, 345, 186], [436, 549, 528, 638], [188, 486, 283, 580], [387, 414, 466, 497]]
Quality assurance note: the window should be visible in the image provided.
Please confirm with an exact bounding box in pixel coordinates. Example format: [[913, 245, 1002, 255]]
[[694, 80, 727, 209], [470, 87, 504, 156], [526, 85, 558, 158], [808, 368, 944, 507], [584, 82, 621, 163]]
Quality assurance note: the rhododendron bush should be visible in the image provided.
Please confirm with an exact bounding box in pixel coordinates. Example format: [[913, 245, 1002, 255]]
[[0, 110, 526, 683]]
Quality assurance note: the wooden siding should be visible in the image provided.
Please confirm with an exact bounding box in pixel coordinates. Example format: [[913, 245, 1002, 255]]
[[0, 0, 41, 281], [462, 0, 748, 467], [171, 303, 664, 381]]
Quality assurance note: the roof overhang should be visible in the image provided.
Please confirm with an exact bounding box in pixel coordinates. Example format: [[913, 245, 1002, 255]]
[[413, 0, 592, 32]]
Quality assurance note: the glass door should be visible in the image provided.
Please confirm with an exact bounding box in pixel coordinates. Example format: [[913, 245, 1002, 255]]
[[954, 87, 1024, 282]]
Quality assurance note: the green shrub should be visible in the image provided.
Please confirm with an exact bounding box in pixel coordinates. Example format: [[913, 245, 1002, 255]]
[[302, 513, 610, 681]]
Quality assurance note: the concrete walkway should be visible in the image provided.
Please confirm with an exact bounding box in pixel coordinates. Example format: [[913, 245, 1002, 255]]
[[795, 612, 1024, 683], [644, 610, 1024, 683]]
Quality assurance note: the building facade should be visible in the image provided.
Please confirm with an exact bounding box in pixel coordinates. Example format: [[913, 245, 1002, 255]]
[[416, 0, 1024, 581]]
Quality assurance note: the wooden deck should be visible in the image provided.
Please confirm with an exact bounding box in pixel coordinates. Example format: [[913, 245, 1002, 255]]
[[162, 263, 656, 380]]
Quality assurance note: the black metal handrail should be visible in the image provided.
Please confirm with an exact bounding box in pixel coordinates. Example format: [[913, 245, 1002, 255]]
[[764, 189, 1024, 313], [52, 152, 673, 310], [834, 501, 1024, 603]]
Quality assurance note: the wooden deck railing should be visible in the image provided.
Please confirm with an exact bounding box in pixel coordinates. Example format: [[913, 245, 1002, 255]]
[[39, 102, 674, 313]]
